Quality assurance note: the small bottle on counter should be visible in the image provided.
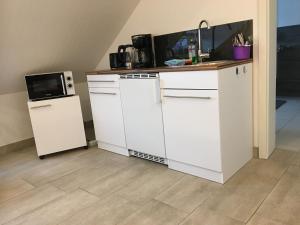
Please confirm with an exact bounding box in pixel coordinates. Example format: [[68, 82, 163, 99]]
[[188, 38, 198, 64]]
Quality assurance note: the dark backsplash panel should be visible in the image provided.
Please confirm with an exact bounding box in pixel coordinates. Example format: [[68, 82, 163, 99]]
[[277, 24, 300, 96], [154, 20, 253, 66]]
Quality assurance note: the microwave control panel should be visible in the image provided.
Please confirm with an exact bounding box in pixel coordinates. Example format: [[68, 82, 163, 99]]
[[64, 71, 75, 96]]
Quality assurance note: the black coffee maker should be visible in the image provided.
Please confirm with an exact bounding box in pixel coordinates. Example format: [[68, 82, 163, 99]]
[[131, 34, 154, 68], [109, 44, 132, 69]]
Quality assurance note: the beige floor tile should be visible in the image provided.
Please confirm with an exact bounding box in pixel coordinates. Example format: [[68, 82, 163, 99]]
[[0, 144, 299, 225], [116, 164, 184, 205], [5, 189, 99, 225], [291, 152, 300, 167], [155, 175, 221, 213], [241, 158, 289, 180], [269, 149, 297, 165], [0, 148, 36, 173], [0, 178, 34, 203], [18, 148, 109, 186], [0, 148, 85, 180], [59, 194, 139, 225], [200, 188, 262, 223], [252, 166, 300, 225], [21, 160, 82, 186], [50, 156, 133, 192], [180, 207, 244, 225], [247, 215, 288, 225], [224, 170, 278, 202], [82, 160, 153, 197], [119, 199, 187, 225], [0, 184, 65, 224]]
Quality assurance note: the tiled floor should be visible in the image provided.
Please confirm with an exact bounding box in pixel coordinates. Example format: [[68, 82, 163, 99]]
[[0, 146, 299, 225], [276, 97, 300, 152]]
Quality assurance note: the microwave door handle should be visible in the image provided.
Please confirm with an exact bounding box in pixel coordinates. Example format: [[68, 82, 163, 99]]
[[61, 74, 66, 95]]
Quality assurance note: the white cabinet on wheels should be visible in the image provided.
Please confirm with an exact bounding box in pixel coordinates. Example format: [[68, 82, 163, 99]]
[[87, 75, 128, 156], [28, 96, 87, 158], [160, 63, 253, 183]]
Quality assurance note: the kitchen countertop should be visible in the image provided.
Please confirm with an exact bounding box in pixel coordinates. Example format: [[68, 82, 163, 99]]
[[86, 59, 253, 75]]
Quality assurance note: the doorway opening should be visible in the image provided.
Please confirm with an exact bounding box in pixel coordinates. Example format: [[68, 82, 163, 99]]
[[276, 0, 300, 152]]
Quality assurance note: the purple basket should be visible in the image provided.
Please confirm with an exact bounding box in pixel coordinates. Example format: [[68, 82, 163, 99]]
[[233, 45, 251, 60]]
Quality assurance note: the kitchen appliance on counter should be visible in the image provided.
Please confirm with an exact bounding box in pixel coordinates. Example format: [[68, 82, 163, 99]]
[[109, 45, 133, 69], [131, 34, 154, 68], [119, 73, 166, 163], [25, 71, 75, 101]]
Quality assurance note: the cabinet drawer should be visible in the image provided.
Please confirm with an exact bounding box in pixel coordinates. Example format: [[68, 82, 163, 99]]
[[87, 75, 120, 88], [160, 71, 219, 90]]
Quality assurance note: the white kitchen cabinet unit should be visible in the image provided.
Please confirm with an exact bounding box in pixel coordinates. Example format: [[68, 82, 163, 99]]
[[160, 63, 253, 183], [28, 96, 87, 157], [87, 75, 128, 156]]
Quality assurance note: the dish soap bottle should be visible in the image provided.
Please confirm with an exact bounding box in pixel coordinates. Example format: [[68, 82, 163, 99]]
[[188, 38, 198, 64]]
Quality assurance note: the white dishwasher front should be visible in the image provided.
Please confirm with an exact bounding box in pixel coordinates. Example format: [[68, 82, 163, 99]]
[[119, 74, 166, 162]]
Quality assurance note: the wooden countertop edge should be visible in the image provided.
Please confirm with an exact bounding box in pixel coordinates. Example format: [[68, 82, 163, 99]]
[[86, 59, 253, 75]]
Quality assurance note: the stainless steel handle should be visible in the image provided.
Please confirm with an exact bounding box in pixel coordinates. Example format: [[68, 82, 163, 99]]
[[163, 95, 211, 100], [88, 80, 116, 83], [31, 104, 52, 109], [89, 92, 117, 95]]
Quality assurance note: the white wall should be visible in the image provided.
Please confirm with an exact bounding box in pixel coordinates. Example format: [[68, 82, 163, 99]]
[[278, 0, 300, 27], [0, 83, 92, 147], [0, 92, 33, 147], [0, 0, 140, 95], [0, 0, 141, 147], [96, 0, 259, 147]]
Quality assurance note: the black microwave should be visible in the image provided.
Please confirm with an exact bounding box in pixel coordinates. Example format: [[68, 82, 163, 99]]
[[25, 71, 75, 101]]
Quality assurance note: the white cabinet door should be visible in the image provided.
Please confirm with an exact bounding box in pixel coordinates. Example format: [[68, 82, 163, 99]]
[[161, 89, 222, 172], [119, 78, 166, 158], [28, 96, 87, 156], [89, 87, 126, 148]]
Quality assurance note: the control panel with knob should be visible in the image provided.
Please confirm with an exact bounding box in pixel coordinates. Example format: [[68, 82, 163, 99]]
[[64, 71, 75, 95]]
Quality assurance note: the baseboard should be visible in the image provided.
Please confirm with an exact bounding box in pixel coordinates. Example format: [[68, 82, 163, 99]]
[[168, 159, 224, 184], [0, 138, 35, 155], [253, 147, 259, 158], [97, 141, 129, 157], [88, 140, 97, 147]]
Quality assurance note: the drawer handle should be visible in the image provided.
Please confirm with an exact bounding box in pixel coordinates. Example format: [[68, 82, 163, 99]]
[[163, 95, 211, 99], [31, 104, 52, 109], [90, 92, 117, 95], [88, 80, 116, 83]]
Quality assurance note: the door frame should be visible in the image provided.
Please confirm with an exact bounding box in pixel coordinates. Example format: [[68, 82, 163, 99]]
[[258, 0, 277, 159]]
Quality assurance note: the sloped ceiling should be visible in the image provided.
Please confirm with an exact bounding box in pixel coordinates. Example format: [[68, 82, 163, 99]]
[[0, 0, 140, 94]]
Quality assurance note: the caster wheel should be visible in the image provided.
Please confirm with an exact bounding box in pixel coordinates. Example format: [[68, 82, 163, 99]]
[[83, 145, 89, 150], [39, 155, 45, 160]]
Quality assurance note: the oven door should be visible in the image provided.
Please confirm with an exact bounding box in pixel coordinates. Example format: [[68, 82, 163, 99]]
[[25, 73, 66, 101]]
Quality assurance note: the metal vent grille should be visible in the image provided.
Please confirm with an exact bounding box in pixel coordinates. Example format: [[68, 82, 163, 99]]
[[129, 150, 167, 165], [120, 73, 159, 79]]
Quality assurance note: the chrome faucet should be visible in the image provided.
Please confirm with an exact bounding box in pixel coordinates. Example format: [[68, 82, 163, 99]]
[[198, 20, 211, 62]]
